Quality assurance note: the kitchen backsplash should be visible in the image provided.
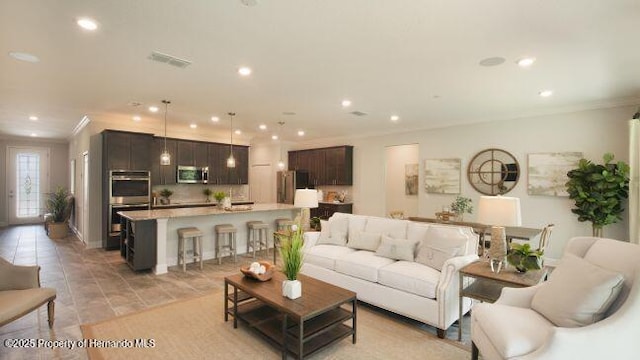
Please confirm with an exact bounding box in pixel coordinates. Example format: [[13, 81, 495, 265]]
[[152, 184, 249, 202]]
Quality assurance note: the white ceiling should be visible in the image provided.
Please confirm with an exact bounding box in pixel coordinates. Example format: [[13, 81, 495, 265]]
[[1, 0, 639, 142]]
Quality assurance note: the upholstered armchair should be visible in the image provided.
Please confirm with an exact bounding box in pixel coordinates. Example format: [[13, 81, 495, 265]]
[[0, 257, 56, 328], [471, 236, 640, 360]]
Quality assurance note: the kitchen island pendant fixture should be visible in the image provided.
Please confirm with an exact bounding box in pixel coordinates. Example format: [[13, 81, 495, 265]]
[[277, 121, 285, 170], [160, 100, 172, 166], [227, 112, 236, 168]]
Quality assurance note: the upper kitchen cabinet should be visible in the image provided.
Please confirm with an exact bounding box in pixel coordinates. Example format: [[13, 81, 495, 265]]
[[177, 140, 208, 167], [151, 137, 177, 185], [228, 146, 249, 184], [207, 143, 229, 185], [102, 130, 154, 171], [194, 142, 208, 167], [288, 145, 353, 185]]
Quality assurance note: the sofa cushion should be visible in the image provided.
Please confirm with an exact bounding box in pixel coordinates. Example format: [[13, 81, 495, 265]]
[[347, 215, 368, 242], [0, 288, 56, 324], [365, 217, 409, 239], [407, 222, 430, 244], [317, 216, 349, 246], [472, 303, 554, 359], [531, 253, 624, 328], [375, 235, 418, 262], [414, 226, 469, 270], [347, 230, 382, 251], [378, 261, 440, 299], [305, 245, 356, 270], [335, 250, 396, 282]]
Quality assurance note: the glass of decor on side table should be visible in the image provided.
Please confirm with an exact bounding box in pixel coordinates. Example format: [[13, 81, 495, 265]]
[[276, 221, 304, 299]]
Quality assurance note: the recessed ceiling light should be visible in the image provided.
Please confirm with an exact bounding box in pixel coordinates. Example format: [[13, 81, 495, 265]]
[[30, 133, 37, 137], [390, 115, 399, 122], [341, 99, 352, 107], [8, 52, 40, 63], [132, 116, 141, 121], [76, 17, 98, 31], [235, 129, 242, 135], [190, 124, 197, 129], [240, 0, 259, 7], [272, 135, 278, 140], [539, 90, 553, 97], [238, 67, 252, 76], [517, 57, 536, 68], [259, 124, 267, 130], [29, 115, 38, 121], [148, 106, 159, 113], [211, 116, 219, 122], [479, 57, 505, 67], [297, 130, 305, 136]]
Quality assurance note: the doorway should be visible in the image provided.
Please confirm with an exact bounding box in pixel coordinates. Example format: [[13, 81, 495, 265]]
[[250, 164, 273, 203], [384, 144, 419, 218], [7, 146, 50, 224]]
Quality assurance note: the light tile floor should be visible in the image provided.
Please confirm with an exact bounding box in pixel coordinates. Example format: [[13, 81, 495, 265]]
[[0, 224, 470, 359]]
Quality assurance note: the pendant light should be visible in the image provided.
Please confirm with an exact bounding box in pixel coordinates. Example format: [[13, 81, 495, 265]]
[[227, 112, 236, 168], [277, 121, 285, 170], [160, 100, 171, 165]]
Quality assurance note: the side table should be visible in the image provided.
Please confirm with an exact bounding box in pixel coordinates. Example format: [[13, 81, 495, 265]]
[[458, 261, 548, 341]]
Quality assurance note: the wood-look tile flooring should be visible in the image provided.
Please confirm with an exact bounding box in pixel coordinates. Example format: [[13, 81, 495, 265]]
[[0, 224, 470, 359]]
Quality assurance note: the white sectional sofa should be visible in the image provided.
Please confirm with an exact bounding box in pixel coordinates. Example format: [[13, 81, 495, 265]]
[[301, 212, 479, 338]]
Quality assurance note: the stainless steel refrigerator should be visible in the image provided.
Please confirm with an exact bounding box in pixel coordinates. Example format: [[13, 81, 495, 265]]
[[277, 170, 310, 204]]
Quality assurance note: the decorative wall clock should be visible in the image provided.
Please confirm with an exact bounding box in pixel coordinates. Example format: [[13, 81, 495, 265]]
[[467, 148, 520, 195]]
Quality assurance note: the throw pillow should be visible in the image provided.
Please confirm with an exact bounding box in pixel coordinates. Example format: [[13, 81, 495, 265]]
[[316, 220, 331, 243], [415, 244, 459, 271], [347, 230, 382, 251], [531, 253, 625, 328], [414, 226, 468, 270], [375, 235, 418, 261], [317, 216, 349, 246]]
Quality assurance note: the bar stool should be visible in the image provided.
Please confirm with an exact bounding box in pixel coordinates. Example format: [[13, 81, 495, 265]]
[[275, 218, 294, 231], [214, 224, 237, 265], [246, 221, 269, 258], [177, 227, 204, 272]]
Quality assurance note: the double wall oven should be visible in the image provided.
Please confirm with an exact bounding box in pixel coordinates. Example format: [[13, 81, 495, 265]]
[[107, 170, 150, 250]]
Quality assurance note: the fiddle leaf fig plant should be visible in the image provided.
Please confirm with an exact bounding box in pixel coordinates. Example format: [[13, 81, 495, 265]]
[[565, 153, 629, 237]]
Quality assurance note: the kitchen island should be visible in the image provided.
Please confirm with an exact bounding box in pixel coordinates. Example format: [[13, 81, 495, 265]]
[[118, 203, 298, 274]]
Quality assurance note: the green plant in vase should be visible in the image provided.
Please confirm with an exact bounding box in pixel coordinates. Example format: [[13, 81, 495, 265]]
[[507, 243, 543, 273], [276, 221, 305, 299], [310, 216, 321, 231], [450, 196, 473, 221], [213, 191, 226, 208], [159, 188, 173, 204], [202, 188, 213, 202]]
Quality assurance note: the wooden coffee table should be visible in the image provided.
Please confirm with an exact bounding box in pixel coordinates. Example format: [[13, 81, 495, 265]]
[[224, 272, 357, 360], [458, 261, 548, 341]]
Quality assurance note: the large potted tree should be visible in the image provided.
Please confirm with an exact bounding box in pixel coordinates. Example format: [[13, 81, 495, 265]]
[[46, 187, 73, 239], [565, 153, 630, 237]]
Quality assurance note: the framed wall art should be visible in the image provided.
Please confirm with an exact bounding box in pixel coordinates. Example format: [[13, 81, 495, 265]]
[[424, 158, 461, 194], [528, 152, 583, 197], [405, 163, 419, 195]]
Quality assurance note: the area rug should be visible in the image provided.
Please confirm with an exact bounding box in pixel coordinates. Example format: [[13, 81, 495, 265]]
[[81, 291, 468, 360]]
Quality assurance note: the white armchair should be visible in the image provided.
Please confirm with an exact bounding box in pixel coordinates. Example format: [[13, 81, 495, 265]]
[[471, 236, 640, 360]]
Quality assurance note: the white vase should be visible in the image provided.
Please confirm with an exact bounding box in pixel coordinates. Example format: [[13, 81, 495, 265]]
[[282, 279, 302, 299]]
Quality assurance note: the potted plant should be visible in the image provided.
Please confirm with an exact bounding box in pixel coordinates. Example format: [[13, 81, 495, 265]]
[[276, 221, 304, 299], [203, 188, 213, 202], [46, 187, 73, 239], [309, 216, 321, 231], [566, 153, 630, 237], [213, 191, 226, 208], [450, 196, 473, 221], [507, 243, 543, 273], [159, 188, 173, 205]]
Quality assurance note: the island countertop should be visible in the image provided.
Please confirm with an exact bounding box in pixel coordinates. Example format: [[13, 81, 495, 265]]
[[118, 203, 298, 221]]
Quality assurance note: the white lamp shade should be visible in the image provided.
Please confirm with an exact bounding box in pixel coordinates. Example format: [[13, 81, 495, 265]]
[[294, 189, 319, 208], [477, 195, 522, 226]]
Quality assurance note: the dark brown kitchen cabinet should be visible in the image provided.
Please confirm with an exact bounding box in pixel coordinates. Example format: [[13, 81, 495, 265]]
[[103, 130, 153, 171], [207, 143, 229, 185], [194, 142, 208, 167], [151, 137, 177, 186], [177, 140, 195, 166], [311, 203, 353, 220], [288, 145, 353, 186], [229, 146, 249, 184]]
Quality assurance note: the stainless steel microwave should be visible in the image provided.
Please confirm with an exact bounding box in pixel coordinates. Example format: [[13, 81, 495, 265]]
[[177, 166, 208, 184]]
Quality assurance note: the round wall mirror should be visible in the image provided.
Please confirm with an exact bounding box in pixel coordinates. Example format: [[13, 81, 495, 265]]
[[467, 148, 520, 195]]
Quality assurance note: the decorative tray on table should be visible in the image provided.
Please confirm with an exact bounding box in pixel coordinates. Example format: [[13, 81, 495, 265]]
[[240, 261, 274, 281]]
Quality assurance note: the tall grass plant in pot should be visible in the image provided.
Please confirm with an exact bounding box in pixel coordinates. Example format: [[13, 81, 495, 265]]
[[46, 187, 73, 239], [276, 221, 304, 299]]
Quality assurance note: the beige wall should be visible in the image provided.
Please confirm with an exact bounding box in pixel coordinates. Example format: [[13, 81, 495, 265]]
[[287, 105, 634, 262], [385, 144, 419, 217], [0, 136, 69, 226]]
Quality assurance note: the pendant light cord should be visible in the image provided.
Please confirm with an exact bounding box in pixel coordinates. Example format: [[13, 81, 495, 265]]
[[162, 100, 170, 151], [228, 112, 235, 155]]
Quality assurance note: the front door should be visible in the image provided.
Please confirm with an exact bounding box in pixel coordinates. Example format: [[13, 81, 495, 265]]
[[7, 146, 50, 224]]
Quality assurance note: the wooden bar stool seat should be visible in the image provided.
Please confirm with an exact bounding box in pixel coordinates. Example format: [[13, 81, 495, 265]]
[[214, 224, 237, 264], [275, 218, 294, 231], [246, 221, 269, 258], [177, 227, 204, 272]]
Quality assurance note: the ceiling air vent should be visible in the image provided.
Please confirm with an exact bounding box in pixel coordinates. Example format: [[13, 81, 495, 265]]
[[350, 111, 367, 117], [148, 51, 192, 68]]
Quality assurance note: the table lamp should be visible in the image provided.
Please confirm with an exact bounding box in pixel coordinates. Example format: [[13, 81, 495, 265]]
[[294, 189, 319, 231], [477, 195, 522, 272]]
